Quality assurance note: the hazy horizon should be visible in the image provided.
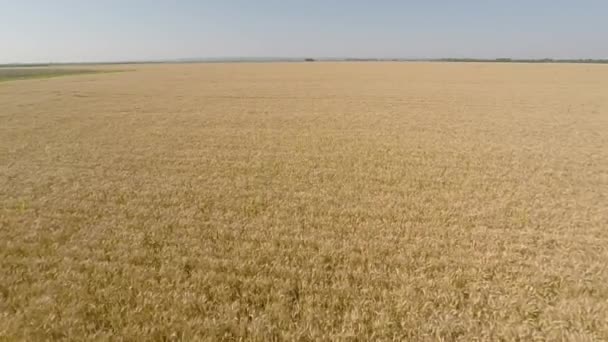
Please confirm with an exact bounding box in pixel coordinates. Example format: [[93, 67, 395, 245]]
[[2, 0, 607, 64]]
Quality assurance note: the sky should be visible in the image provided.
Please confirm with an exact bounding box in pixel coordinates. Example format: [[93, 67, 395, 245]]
[[1, 0, 607, 63]]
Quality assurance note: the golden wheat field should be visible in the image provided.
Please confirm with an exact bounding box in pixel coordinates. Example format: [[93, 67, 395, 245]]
[[1, 62, 607, 340]]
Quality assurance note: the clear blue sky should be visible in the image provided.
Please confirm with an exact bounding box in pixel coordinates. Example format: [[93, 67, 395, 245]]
[[2, 0, 607, 63]]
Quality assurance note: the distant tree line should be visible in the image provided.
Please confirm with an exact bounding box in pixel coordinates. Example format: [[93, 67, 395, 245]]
[[437, 58, 608, 64], [3, 58, 608, 68]]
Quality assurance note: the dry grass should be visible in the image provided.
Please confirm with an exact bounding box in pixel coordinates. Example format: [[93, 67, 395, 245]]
[[1, 62, 607, 341]]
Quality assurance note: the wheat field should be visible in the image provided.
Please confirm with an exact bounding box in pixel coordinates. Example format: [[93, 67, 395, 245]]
[[1, 62, 607, 340]]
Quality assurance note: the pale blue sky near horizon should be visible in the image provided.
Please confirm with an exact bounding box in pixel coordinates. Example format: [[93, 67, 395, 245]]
[[1, 0, 607, 63]]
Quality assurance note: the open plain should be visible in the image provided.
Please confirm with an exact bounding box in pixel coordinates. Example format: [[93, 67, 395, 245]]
[[1, 62, 608, 340]]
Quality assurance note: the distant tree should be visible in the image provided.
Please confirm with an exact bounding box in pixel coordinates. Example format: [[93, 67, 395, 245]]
[[305, 58, 315, 62]]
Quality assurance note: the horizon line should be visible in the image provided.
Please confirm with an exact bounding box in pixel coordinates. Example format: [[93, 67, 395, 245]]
[[2, 56, 608, 67]]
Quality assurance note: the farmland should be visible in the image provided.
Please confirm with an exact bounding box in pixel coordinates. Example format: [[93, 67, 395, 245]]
[[0, 67, 103, 82], [1, 62, 607, 340]]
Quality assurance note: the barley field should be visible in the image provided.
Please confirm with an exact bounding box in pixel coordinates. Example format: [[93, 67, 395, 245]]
[[1, 62, 607, 340]]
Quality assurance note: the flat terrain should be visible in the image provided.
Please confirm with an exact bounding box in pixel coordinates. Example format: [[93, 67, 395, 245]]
[[0, 67, 102, 82], [1, 63, 607, 340]]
